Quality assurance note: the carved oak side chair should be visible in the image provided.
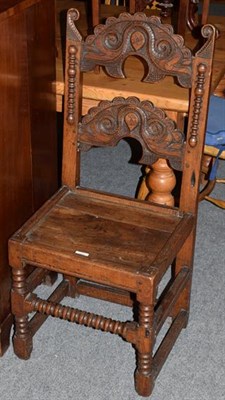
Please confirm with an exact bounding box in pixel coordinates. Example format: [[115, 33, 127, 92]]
[[8, 10, 216, 397]]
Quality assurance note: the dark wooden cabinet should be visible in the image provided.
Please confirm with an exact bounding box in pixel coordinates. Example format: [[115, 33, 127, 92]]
[[0, 0, 58, 355]]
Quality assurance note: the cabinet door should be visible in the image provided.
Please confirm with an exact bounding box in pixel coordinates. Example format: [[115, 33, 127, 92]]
[[26, 0, 58, 209]]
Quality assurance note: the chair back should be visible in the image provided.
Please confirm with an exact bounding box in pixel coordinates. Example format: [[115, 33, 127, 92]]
[[63, 9, 216, 216]]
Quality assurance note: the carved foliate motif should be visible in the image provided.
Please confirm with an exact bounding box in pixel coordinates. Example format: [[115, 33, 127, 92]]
[[78, 97, 185, 170], [81, 13, 192, 87], [196, 24, 218, 59], [130, 31, 146, 51]]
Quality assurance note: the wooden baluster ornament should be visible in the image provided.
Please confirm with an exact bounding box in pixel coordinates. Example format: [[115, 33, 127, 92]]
[[145, 158, 176, 206]]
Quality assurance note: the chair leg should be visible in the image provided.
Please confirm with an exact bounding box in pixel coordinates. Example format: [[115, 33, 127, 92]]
[[134, 302, 155, 397], [43, 271, 58, 286], [13, 315, 32, 360], [63, 274, 79, 298], [170, 234, 195, 326], [11, 267, 33, 360]]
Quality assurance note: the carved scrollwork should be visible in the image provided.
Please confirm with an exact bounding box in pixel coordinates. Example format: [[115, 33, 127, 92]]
[[81, 13, 192, 87], [67, 8, 82, 41], [196, 24, 217, 59], [78, 97, 185, 170]]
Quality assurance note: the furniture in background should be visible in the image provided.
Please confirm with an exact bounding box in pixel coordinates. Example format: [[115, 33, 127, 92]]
[[199, 94, 225, 208], [55, 2, 225, 207], [177, 0, 210, 36], [91, 0, 210, 36], [200, 149, 225, 208], [91, 0, 172, 28], [0, 0, 58, 356], [9, 9, 216, 397]]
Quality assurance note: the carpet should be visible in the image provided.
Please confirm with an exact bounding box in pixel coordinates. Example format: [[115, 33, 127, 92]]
[[0, 140, 225, 400]]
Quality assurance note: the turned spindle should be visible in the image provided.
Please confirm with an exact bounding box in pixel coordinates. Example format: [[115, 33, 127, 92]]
[[145, 158, 176, 206], [135, 303, 154, 397]]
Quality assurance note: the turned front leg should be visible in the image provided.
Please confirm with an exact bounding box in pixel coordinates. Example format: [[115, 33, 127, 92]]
[[135, 302, 155, 397], [11, 267, 33, 360]]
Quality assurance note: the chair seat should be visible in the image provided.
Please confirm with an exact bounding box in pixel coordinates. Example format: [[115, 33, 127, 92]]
[[11, 187, 193, 289]]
